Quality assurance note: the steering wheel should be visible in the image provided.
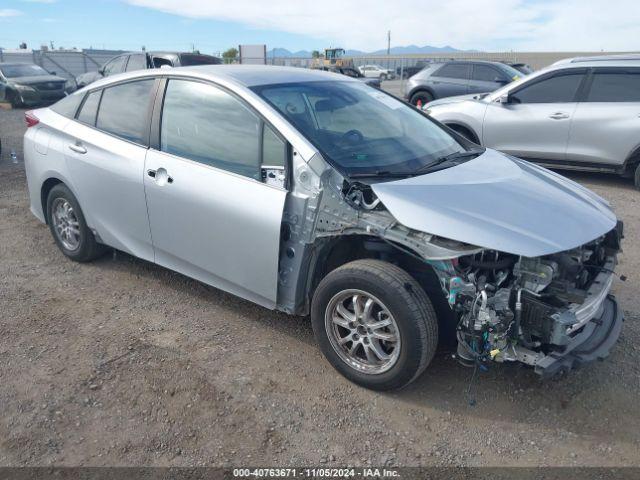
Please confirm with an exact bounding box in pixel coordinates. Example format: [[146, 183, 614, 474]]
[[340, 129, 364, 144]]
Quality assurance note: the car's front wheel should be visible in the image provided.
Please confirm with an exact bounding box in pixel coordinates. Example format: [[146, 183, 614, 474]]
[[311, 259, 438, 390], [46, 184, 106, 262], [634, 163, 640, 190]]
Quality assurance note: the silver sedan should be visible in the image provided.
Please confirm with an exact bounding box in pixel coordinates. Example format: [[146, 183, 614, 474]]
[[24, 65, 624, 390]]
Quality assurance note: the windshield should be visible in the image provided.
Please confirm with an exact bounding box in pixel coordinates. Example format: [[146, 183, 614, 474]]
[[1, 64, 49, 78], [252, 81, 468, 176]]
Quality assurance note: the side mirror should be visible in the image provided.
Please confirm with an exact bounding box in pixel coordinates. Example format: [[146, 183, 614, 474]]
[[98, 67, 105, 75], [498, 93, 510, 104], [494, 77, 509, 85], [49, 71, 57, 76]]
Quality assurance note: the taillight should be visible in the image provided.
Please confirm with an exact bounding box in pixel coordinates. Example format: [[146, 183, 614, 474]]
[[25, 111, 39, 128]]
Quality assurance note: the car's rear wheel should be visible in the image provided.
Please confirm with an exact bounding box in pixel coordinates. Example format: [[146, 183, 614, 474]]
[[634, 163, 640, 190], [46, 184, 106, 262], [311, 259, 438, 391], [380, 73, 387, 81], [409, 90, 433, 106]]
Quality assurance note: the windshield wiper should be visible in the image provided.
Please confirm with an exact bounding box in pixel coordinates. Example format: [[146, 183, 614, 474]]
[[348, 170, 418, 179], [413, 149, 484, 175]]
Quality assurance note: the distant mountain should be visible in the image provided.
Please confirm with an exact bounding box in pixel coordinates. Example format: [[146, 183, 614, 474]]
[[267, 45, 469, 58]]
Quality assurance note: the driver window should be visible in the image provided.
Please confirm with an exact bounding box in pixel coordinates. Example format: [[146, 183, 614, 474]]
[[511, 72, 584, 104], [161, 80, 262, 180]]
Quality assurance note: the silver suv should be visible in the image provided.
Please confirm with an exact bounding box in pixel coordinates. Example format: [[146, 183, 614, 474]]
[[404, 60, 522, 106], [426, 55, 640, 187], [24, 66, 623, 390]]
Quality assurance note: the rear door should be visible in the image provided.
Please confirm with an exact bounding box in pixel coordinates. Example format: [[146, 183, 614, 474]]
[[428, 63, 471, 98], [63, 79, 157, 261], [143, 78, 288, 308], [469, 64, 510, 94], [566, 67, 640, 167], [482, 68, 586, 161]]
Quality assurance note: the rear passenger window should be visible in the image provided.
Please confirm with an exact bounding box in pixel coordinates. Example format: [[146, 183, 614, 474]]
[[511, 72, 583, 104], [76, 90, 102, 125], [96, 80, 155, 144], [586, 71, 640, 102], [160, 80, 262, 180], [435, 64, 470, 80], [51, 92, 84, 118]]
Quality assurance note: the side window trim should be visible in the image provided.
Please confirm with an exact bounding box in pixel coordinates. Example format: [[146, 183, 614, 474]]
[[150, 76, 292, 190], [509, 68, 588, 103]]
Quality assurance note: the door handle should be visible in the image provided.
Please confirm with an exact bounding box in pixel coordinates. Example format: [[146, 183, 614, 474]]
[[68, 143, 87, 154], [147, 167, 173, 185], [549, 112, 569, 120]]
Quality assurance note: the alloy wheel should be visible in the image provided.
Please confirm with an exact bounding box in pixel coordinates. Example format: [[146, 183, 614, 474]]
[[325, 289, 401, 374], [51, 198, 81, 251]]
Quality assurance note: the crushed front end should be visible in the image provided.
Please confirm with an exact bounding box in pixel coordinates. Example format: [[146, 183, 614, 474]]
[[438, 223, 624, 377]]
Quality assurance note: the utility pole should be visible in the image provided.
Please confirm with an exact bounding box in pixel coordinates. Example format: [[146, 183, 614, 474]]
[[387, 30, 391, 55]]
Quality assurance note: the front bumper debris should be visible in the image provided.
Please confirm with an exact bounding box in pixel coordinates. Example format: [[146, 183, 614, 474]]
[[535, 295, 623, 378]]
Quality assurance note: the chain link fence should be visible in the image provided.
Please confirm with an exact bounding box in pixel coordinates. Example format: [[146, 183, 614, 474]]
[[2, 48, 637, 82]]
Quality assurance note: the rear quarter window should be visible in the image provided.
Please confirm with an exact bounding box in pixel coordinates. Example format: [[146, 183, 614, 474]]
[[50, 92, 84, 119], [76, 90, 102, 126]]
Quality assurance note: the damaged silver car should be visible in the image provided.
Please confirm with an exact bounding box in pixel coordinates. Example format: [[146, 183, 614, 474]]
[[24, 66, 624, 390]]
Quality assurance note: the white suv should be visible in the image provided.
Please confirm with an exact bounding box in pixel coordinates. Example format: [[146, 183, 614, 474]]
[[426, 55, 640, 187], [358, 64, 394, 80]]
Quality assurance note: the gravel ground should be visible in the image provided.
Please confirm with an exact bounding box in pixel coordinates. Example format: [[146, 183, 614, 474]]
[[1, 106, 639, 467]]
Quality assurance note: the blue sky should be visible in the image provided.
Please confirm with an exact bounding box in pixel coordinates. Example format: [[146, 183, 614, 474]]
[[0, 0, 321, 54], [1, 0, 639, 54]]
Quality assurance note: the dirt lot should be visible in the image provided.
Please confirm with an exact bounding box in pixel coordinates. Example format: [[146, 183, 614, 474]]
[[1, 106, 639, 467]]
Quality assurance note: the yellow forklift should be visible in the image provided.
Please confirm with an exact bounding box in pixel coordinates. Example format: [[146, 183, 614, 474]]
[[311, 48, 354, 69]]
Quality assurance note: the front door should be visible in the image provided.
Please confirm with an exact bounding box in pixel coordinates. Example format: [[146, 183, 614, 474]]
[[483, 69, 586, 161], [144, 79, 288, 308]]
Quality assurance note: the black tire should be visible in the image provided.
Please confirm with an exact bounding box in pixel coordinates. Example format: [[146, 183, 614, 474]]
[[380, 74, 387, 81], [634, 163, 640, 190], [7, 90, 22, 109], [311, 259, 438, 391], [409, 90, 433, 106], [46, 183, 106, 262]]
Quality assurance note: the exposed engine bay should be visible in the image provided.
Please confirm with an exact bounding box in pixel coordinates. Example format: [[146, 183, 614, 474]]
[[440, 233, 622, 375], [278, 153, 624, 378]]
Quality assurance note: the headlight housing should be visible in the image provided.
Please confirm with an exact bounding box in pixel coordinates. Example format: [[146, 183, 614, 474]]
[[14, 84, 36, 93]]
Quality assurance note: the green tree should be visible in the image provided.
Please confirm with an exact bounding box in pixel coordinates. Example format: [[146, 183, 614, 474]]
[[311, 50, 321, 59], [222, 47, 239, 64]]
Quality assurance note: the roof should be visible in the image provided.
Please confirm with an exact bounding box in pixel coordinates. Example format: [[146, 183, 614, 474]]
[[83, 64, 359, 92], [552, 54, 640, 67]]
